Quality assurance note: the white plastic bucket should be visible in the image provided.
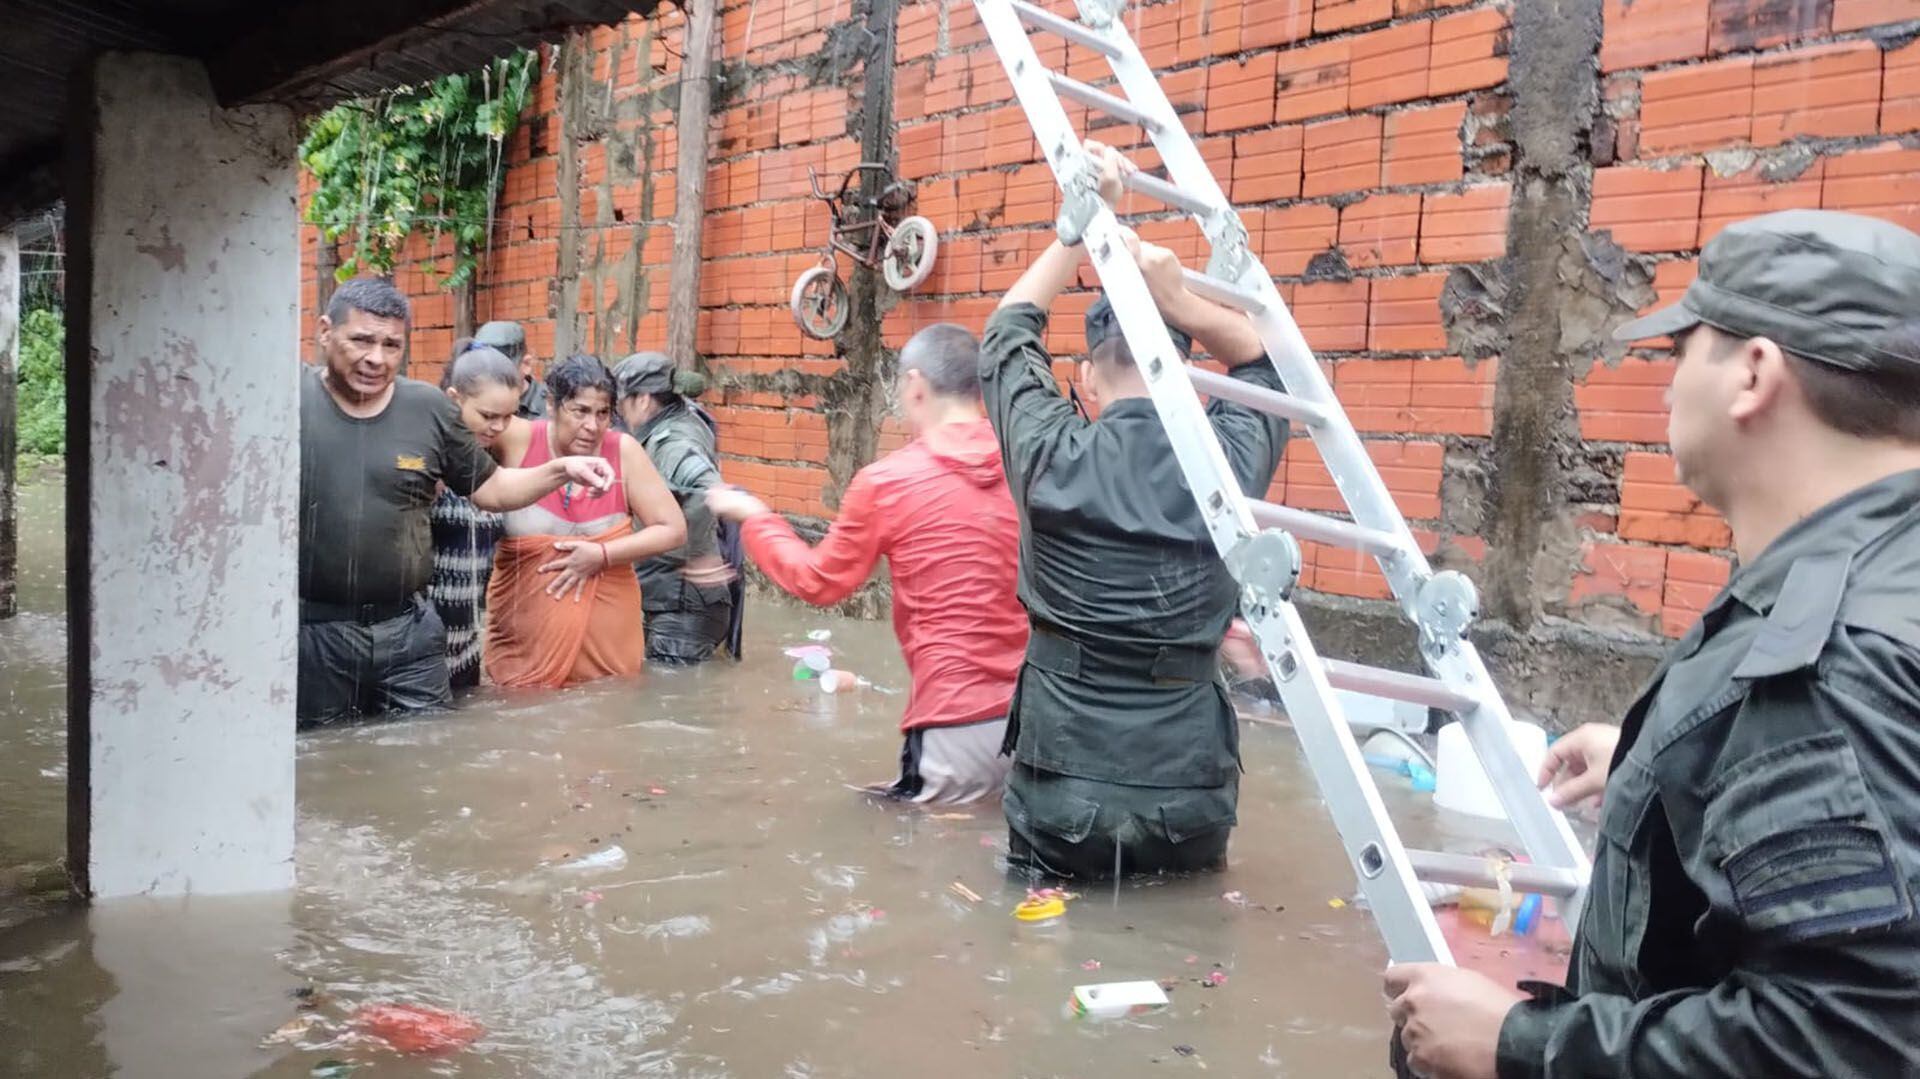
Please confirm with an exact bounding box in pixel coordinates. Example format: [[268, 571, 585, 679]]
[[1433, 719, 1549, 821]]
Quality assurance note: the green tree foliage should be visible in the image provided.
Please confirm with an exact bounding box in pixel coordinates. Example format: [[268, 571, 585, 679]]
[[17, 308, 65, 456], [300, 50, 537, 289]]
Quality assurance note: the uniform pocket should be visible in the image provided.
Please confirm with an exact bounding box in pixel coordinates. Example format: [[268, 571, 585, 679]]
[[1587, 756, 1658, 996], [1157, 786, 1237, 845], [1705, 734, 1912, 942]]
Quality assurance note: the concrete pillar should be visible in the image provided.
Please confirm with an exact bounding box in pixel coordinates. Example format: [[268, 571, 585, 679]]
[[66, 52, 299, 898], [0, 228, 17, 621]]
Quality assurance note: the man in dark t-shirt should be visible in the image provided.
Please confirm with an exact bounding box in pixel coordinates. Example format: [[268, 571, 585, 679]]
[[298, 280, 614, 725]]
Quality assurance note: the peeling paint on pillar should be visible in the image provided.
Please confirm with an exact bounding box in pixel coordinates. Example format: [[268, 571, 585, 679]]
[[68, 52, 298, 898], [0, 229, 17, 621]]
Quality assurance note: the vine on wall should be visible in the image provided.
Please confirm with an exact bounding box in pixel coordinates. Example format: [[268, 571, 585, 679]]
[[300, 49, 537, 288]]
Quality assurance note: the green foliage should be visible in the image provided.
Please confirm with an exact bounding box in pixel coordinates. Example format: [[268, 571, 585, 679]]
[[300, 50, 537, 289], [17, 308, 65, 456]]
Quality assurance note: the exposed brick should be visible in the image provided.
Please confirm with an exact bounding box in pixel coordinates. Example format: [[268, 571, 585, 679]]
[[1752, 41, 1882, 146], [1207, 53, 1281, 134], [1179, 0, 1246, 63], [1234, 125, 1305, 202], [1316, 0, 1393, 32], [1340, 193, 1422, 268], [1619, 451, 1732, 547], [1569, 540, 1666, 616], [1368, 273, 1448, 352], [1602, 0, 1711, 72], [1275, 38, 1352, 122], [1303, 114, 1383, 197], [1407, 356, 1497, 436], [1382, 102, 1467, 186], [1709, 0, 1831, 54], [1821, 142, 1920, 232], [1576, 357, 1675, 443], [1698, 159, 1825, 245], [1293, 279, 1371, 352], [1590, 164, 1705, 253], [1351, 21, 1434, 109], [1263, 203, 1341, 275], [1429, 8, 1510, 97], [1887, 40, 1920, 136], [1396, 0, 1475, 10], [1242, 0, 1317, 49], [1420, 183, 1510, 262], [1832, 0, 1920, 29], [1640, 56, 1754, 154]]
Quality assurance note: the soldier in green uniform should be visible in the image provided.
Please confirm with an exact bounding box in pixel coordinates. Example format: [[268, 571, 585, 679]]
[[613, 351, 743, 664], [980, 142, 1288, 880], [1384, 210, 1920, 1078]]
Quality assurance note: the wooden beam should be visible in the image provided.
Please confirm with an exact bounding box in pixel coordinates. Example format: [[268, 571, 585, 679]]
[[665, 0, 716, 369]]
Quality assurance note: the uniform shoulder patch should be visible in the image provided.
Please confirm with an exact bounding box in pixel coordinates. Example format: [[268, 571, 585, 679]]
[[1734, 552, 1851, 680]]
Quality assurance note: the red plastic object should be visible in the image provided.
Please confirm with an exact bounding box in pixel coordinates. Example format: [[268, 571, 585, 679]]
[[352, 1002, 484, 1055]]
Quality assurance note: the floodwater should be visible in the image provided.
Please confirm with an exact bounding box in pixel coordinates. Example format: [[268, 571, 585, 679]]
[[0, 477, 1563, 1078]]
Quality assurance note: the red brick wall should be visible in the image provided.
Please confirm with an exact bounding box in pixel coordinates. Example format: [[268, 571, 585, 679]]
[[301, 0, 1920, 641]]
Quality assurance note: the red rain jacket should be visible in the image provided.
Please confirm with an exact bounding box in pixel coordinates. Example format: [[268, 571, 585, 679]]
[[742, 417, 1028, 731]]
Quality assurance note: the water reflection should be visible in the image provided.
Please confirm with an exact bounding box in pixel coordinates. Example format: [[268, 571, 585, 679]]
[[0, 479, 1537, 1077]]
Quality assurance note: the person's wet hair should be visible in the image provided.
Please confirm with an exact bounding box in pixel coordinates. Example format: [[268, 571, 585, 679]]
[[545, 354, 616, 405], [440, 345, 521, 395], [326, 277, 409, 327], [900, 323, 983, 399]]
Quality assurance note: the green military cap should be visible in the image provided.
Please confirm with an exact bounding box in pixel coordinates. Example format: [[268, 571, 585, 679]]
[[613, 351, 707, 399], [472, 320, 526, 360], [1615, 209, 1920, 373]]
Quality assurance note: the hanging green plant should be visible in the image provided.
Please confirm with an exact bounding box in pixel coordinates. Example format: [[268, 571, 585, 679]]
[[300, 48, 538, 289]]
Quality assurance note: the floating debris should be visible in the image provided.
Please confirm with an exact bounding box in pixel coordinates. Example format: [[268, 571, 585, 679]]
[[1204, 970, 1228, 987], [807, 629, 832, 642], [1328, 897, 1347, 909], [1081, 959, 1102, 971], [949, 881, 984, 904], [350, 1002, 483, 1055], [557, 846, 628, 872], [1221, 890, 1246, 906], [263, 1014, 319, 1046], [310, 1062, 358, 1078], [648, 787, 669, 796]]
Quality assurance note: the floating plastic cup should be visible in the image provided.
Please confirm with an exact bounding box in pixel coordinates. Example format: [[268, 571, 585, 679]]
[[818, 669, 861, 693]]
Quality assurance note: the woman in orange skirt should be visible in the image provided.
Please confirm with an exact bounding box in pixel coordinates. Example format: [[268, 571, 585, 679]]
[[485, 355, 686, 688]]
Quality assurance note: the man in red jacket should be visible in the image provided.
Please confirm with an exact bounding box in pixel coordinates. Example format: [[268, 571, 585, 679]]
[[709, 324, 1028, 805]]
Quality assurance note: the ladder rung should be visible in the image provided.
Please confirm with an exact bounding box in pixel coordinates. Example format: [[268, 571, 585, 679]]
[[1178, 268, 1265, 313], [1047, 72, 1162, 132], [1249, 500, 1400, 559], [1324, 659, 1477, 714], [1407, 849, 1583, 900], [1185, 366, 1327, 427], [1123, 170, 1217, 216], [1009, 0, 1123, 57]]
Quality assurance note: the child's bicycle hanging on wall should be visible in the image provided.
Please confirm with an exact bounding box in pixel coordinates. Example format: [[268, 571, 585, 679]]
[[788, 163, 939, 339]]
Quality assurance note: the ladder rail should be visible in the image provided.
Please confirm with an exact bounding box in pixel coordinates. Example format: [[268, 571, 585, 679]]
[[977, 0, 1454, 964], [974, 0, 1592, 958], [1098, 8, 1592, 928]]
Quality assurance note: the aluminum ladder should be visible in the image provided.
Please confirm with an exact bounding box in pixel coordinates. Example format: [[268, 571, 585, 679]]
[[972, 0, 1591, 964]]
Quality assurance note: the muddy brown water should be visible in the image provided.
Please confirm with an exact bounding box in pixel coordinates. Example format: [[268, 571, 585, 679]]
[[0, 479, 1540, 1078]]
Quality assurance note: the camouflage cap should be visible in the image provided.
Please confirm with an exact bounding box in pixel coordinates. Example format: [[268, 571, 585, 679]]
[[1614, 209, 1920, 373], [613, 351, 676, 399], [472, 320, 526, 360]]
